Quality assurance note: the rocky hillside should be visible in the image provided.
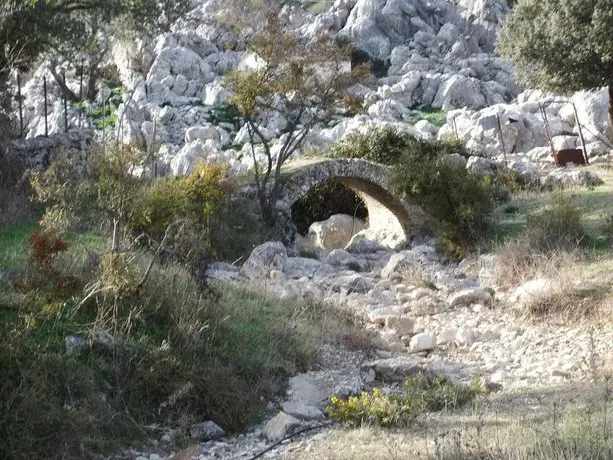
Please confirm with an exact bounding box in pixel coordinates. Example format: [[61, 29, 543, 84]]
[[14, 0, 610, 180]]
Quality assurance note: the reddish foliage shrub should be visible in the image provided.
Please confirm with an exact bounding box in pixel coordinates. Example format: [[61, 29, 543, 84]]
[[28, 229, 69, 269]]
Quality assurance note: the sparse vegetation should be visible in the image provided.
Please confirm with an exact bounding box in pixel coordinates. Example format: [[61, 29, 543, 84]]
[[327, 374, 485, 428]]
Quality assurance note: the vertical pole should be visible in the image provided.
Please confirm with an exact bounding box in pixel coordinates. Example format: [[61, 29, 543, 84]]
[[102, 95, 106, 149], [43, 76, 48, 137], [17, 74, 24, 138], [79, 59, 84, 129], [571, 101, 589, 165], [62, 71, 68, 133], [496, 114, 507, 159], [539, 102, 556, 165], [151, 116, 157, 179]]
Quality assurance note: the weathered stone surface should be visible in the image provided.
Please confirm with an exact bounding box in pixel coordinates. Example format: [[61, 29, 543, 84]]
[[544, 169, 604, 188], [263, 412, 302, 442], [280, 159, 418, 249], [362, 357, 437, 383], [240, 242, 287, 280], [385, 315, 416, 336], [281, 401, 324, 421], [380, 253, 407, 280], [308, 214, 365, 250], [189, 421, 225, 441], [409, 332, 437, 352]]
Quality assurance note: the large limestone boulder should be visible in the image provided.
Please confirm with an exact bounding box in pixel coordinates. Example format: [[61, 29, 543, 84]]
[[433, 75, 487, 111], [240, 242, 288, 280], [147, 46, 213, 83], [308, 214, 365, 251]]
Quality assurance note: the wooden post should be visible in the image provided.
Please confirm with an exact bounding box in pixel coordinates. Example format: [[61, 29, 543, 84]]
[[78, 59, 84, 128], [571, 101, 589, 165], [539, 102, 556, 164], [495, 114, 506, 159], [151, 116, 157, 178], [43, 76, 48, 137], [62, 71, 68, 133], [17, 74, 24, 138]]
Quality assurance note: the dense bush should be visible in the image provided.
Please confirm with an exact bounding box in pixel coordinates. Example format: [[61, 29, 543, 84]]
[[327, 374, 484, 428], [132, 163, 265, 264], [291, 180, 367, 235], [329, 126, 472, 166], [331, 127, 509, 258]]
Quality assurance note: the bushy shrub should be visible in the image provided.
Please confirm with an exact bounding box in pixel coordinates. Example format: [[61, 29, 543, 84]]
[[329, 126, 472, 166], [132, 162, 265, 264], [327, 374, 484, 428], [330, 127, 507, 258], [391, 155, 508, 259]]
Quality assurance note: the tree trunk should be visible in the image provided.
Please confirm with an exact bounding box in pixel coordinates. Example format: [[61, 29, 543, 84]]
[[608, 85, 613, 143], [48, 65, 78, 102], [87, 63, 98, 101]]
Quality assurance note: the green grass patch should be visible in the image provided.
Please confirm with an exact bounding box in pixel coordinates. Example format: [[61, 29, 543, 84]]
[[0, 222, 37, 270], [408, 107, 447, 128]]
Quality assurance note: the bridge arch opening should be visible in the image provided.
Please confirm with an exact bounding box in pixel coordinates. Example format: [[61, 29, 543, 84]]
[[280, 159, 422, 250], [290, 180, 368, 236]]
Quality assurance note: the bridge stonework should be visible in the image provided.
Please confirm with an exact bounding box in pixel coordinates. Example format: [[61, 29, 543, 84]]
[[279, 159, 423, 249]]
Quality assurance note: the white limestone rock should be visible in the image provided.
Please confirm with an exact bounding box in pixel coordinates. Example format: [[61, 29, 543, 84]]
[[308, 214, 365, 251], [241, 242, 288, 280], [447, 287, 493, 308], [263, 412, 302, 442], [409, 332, 436, 352]]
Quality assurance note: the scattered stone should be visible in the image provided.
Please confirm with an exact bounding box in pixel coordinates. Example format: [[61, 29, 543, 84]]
[[240, 242, 287, 280], [362, 357, 437, 383], [437, 327, 458, 345], [263, 412, 302, 442], [409, 332, 437, 352], [456, 327, 478, 346], [64, 335, 86, 356], [189, 421, 225, 441], [345, 238, 386, 254], [544, 169, 604, 188], [385, 315, 416, 336], [308, 214, 365, 250], [282, 401, 324, 421]]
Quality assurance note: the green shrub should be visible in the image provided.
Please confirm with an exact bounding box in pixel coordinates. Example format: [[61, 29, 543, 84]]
[[329, 126, 472, 166], [327, 374, 484, 428], [1, 255, 370, 458], [391, 155, 509, 259], [132, 162, 265, 264], [291, 180, 367, 235], [330, 127, 509, 258]]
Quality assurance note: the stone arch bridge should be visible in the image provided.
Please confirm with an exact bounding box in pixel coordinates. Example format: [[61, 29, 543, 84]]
[[278, 158, 423, 248]]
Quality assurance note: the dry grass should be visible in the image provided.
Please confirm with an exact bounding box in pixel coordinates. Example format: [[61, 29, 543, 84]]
[[281, 383, 613, 460]]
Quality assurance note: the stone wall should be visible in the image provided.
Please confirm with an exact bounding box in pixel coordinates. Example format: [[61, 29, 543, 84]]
[[8, 130, 94, 170]]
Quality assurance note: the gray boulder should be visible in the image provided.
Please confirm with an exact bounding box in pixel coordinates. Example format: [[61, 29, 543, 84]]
[[241, 242, 288, 280]]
